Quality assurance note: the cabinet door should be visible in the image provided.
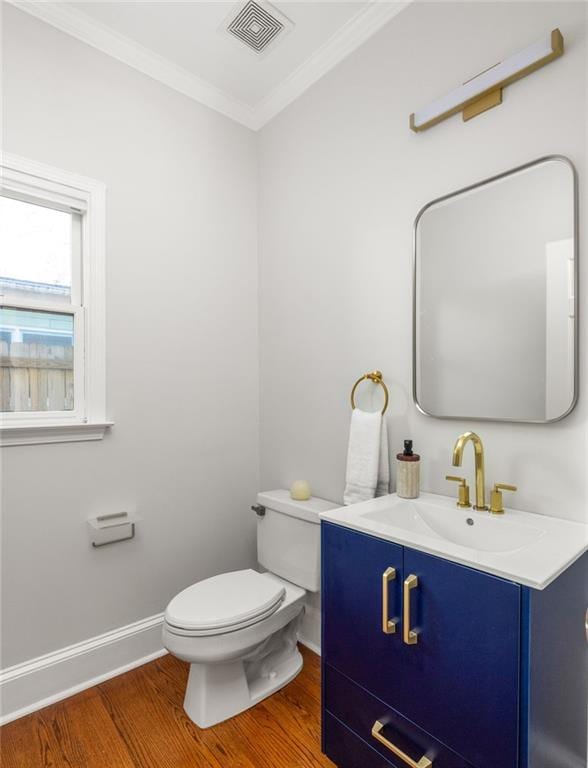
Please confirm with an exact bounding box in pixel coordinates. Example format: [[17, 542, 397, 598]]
[[322, 523, 405, 712], [400, 548, 521, 768]]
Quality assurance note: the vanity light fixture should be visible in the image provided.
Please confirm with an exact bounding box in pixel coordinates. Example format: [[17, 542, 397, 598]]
[[410, 28, 564, 132]]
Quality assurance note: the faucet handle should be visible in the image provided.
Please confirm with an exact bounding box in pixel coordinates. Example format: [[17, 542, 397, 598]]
[[445, 475, 471, 509], [490, 483, 517, 515]]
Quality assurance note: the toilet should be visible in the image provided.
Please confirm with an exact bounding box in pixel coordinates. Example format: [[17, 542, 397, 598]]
[[162, 489, 339, 728]]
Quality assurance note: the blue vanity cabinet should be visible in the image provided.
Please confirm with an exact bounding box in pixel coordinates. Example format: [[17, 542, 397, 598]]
[[322, 522, 521, 768]]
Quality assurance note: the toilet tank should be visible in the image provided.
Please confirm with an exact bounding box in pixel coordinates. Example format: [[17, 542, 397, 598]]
[[256, 490, 340, 592]]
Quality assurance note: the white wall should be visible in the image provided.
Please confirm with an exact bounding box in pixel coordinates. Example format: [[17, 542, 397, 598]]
[[2, 0, 587, 693], [1, 6, 259, 669], [258, 1, 588, 523]]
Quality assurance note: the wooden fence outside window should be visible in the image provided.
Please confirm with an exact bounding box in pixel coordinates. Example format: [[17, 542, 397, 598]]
[[0, 340, 74, 412]]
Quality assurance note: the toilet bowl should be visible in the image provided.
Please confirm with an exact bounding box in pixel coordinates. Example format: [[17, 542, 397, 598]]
[[162, 489, 339, 728]]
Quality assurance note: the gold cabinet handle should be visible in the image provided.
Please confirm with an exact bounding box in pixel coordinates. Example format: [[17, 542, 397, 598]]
[[382, 567, 397, 634], [372, 721, 432, 768], [403, 574, 419, 645]]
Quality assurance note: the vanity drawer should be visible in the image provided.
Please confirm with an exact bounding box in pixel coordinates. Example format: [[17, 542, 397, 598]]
[[324, 664, 475, 768], [324, 712, 400, 768]]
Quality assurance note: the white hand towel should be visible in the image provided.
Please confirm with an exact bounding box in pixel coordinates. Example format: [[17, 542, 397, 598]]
[[376, 419, 390, 497], [344, 409, 390, 505]]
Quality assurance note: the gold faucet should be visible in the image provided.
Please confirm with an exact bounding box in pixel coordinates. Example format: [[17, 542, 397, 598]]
[[452, 432, 488, 511]]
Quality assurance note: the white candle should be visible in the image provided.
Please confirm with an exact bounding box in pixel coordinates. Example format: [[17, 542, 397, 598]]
[[290, 480, 311, 501]]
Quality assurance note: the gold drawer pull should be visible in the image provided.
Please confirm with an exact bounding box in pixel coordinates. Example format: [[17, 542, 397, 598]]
[[382, 567, 397, 634], [372, 721, 433, 768], [403, 574, 419, 645]]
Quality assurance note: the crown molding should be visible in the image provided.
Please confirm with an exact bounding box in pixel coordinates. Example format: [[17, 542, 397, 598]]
[[6, 0, 258, 129], [7, 0, 411, 132], [252, 1, 412, 129]]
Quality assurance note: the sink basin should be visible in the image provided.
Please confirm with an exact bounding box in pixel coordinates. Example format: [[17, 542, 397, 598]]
[[320, 491, 588, 589], [363, 498, 545, 553]]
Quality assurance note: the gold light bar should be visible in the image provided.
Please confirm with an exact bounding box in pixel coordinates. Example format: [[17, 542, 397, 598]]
[[410, 28, 564, 132]]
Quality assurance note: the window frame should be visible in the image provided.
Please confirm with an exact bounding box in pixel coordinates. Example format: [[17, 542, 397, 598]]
[[0, 153, 111, 446]]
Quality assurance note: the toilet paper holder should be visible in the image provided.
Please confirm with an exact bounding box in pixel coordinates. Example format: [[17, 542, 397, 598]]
[[88, 511, 140, 547]]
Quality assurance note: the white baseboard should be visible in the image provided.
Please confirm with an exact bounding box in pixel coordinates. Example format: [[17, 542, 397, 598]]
[[0, 613, 166, 725], [298, 636, 321, 656], [0, 609, 321, 726]]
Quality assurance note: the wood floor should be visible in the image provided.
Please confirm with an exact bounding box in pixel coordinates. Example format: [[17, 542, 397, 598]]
[[0, 646, 335, 768]]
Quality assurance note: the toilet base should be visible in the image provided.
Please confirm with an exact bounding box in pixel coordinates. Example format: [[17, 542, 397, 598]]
[[183, 648, 303, 729], [183, 619, 304, 728]]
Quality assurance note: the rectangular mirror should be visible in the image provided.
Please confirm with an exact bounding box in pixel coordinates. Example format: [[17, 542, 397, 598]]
[[414, 156, 577, 423]]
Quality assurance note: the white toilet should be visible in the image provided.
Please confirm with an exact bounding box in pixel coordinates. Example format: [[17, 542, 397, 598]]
[[162, 489, 339, 728]]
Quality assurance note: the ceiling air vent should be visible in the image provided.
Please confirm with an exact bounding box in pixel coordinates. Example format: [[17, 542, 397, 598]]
[[226, 0, 291, 54]]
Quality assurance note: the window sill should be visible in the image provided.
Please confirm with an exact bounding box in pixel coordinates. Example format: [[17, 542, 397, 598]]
[[0, 421, 114, 447]]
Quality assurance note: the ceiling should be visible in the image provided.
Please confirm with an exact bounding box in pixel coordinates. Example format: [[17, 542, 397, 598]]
[[10, 0, 410, 129]]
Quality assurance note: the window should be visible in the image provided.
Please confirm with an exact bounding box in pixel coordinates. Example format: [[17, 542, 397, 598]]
[[1, 198, 79, 415], [0, 154, 109, 445]]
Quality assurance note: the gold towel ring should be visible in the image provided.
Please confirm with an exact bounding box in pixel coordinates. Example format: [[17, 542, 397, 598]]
[[350, 371, 389, 415]]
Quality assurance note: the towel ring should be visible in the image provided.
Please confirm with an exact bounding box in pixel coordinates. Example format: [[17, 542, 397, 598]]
[[350, 371, 389, 415]]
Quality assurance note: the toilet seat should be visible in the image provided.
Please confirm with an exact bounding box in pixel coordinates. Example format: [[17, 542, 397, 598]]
[[164, 569, 286, 636]]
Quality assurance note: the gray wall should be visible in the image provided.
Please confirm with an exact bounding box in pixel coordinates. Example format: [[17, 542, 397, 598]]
[[1, 6, 259, 667], [258, 1, 588, 522]]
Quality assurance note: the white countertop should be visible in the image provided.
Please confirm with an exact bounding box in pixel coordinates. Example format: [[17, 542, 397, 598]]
[[320, 492, 588, 590]]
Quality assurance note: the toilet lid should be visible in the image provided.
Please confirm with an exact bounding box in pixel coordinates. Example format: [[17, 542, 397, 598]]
[[164, 569, 286, 632]]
